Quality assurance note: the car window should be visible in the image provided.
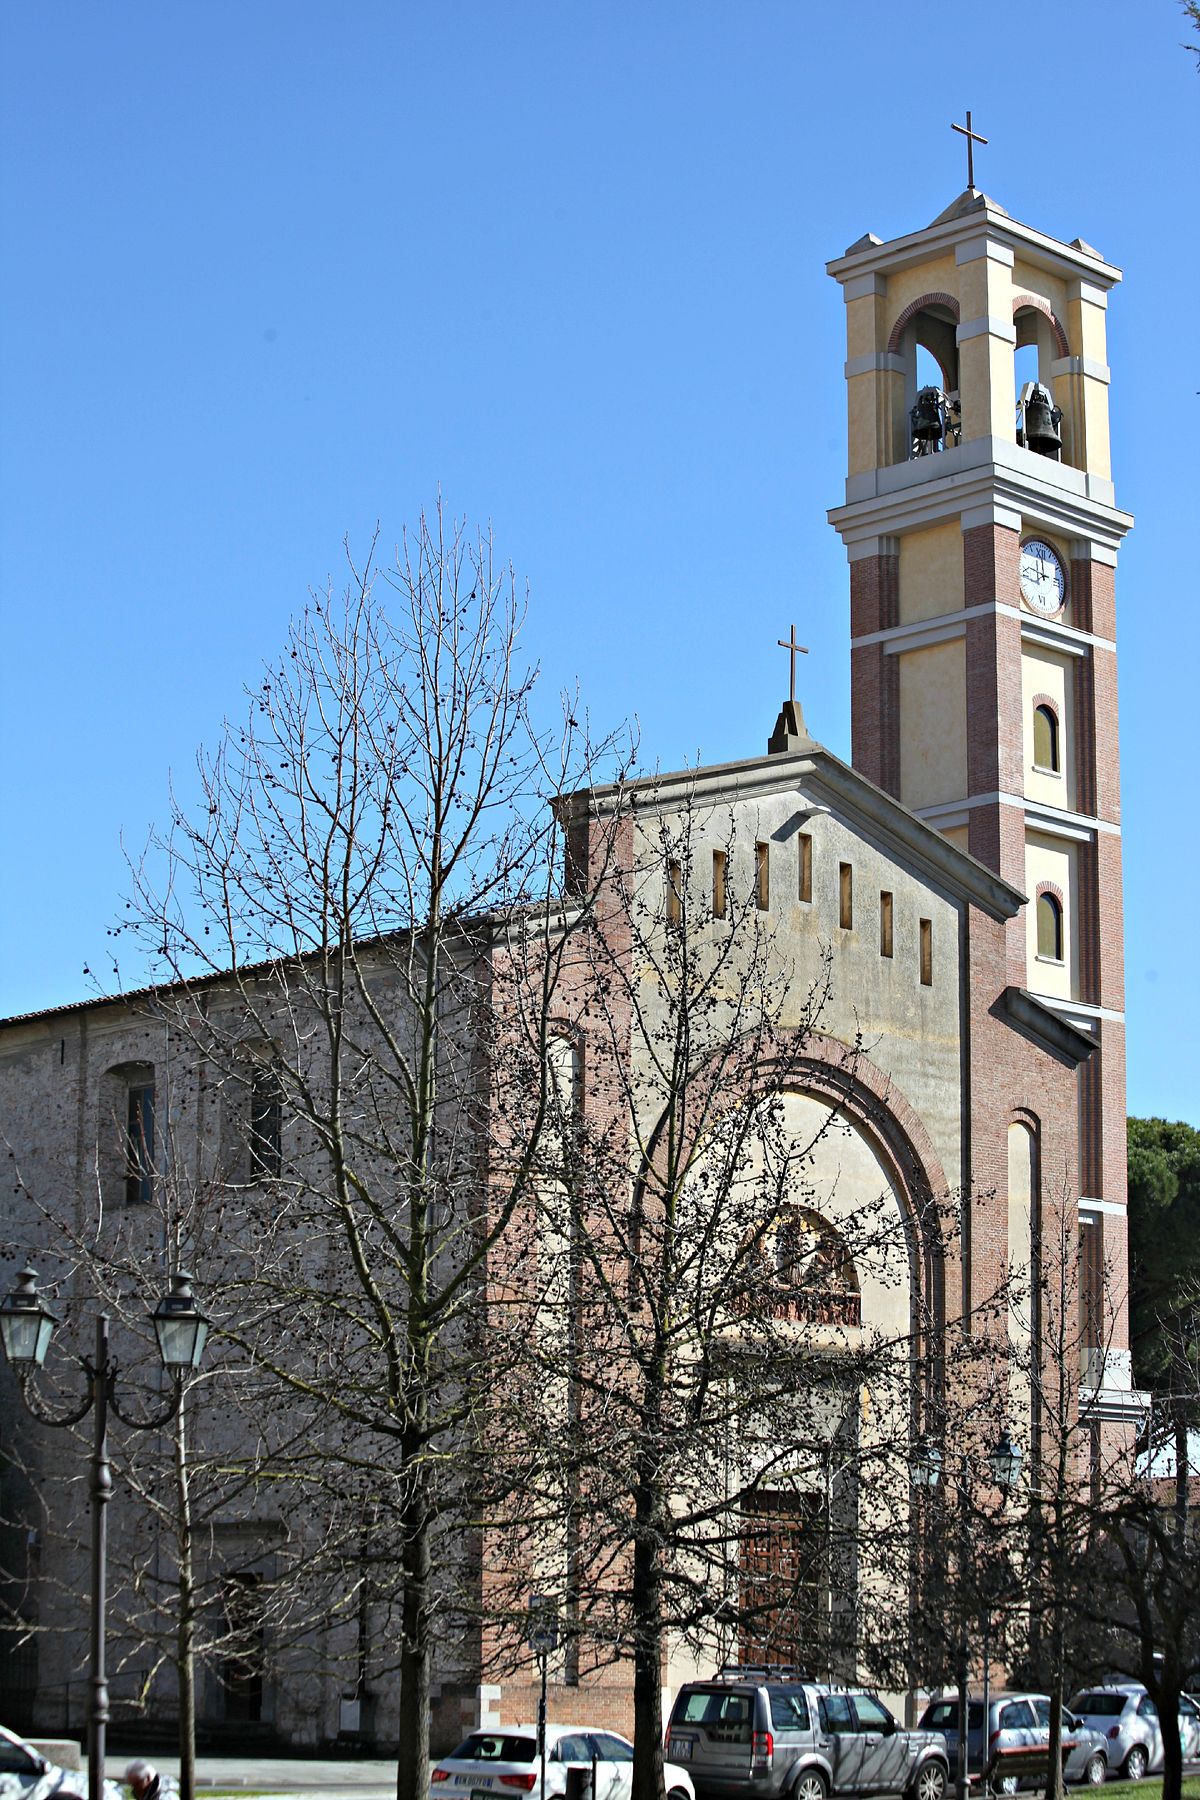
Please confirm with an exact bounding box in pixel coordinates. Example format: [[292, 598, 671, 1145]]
[[1138, 1697, 1158, 1720], [553, 1737, 592, 1763], [920, 1701, 983, 1731], [1033, 1701, 1051, 1728], [854, 1696, 895, 1733], [676, 1690, 753, 1729], [999, 1702, 1035, 1730], [450, 1735, 539, 1762], [820, 1695, 856, 1735], [1181, 1699, 1199, 1721], [1070, 1694, 1127, 1717], [769, 1688, 811, 1731], [0, 1744, 38, 1775], [590, 1734, 633, 1762]]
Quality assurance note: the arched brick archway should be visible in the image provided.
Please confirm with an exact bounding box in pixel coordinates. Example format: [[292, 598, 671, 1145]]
[[638, 1026, 953, 1334], [1013, 292, 1070, 358], [886, 291, 961, 357]]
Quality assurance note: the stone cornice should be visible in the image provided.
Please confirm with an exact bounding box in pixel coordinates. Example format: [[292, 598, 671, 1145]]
[[849, 603, 1115, 658], [827, 195, 1122, 292], [1003, 985, 1097, 1067], [828, 439, 1133, 553]]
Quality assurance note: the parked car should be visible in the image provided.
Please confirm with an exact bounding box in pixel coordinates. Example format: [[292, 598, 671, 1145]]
[[432, 1724, 696, 1800], [1067, 1685, 1200, 1780], [665, 1668, 949, 1800], [0, 1726, 119, 1800], [916, 1693, 1108, 1791], [1031, 1699, 1110, 1787]]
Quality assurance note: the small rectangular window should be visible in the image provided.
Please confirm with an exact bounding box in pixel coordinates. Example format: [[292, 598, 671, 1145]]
[[712, 850, 727, 920], [666, 860, 682, 925], [756, 842, 769, 911], [880, 891, 893, 958], [838, 862, 853, 930], [919, 918, 933, 986], [798, 833, 812, 904], [126, 1083, 155, 1206]]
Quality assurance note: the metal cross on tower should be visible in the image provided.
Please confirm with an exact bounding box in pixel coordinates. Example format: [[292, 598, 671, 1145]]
[[951, 110, 988, 192], [777, 624, 809, 703]]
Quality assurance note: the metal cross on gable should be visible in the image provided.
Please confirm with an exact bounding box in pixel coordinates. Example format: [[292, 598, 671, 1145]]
[[777, 623, 809, 703], [951, 110, 988, 192]]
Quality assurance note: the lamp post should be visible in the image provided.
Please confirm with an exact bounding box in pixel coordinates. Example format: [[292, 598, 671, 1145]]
[[913, 1428, 1023, 1800], [0, 1268, 209, 1800]]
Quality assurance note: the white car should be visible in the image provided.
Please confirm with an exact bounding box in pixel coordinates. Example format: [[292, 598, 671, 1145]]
[[432, 1724, 696, 1800], [0, 1727, 120, 1800], [1069, 1687, 1200, 1780]]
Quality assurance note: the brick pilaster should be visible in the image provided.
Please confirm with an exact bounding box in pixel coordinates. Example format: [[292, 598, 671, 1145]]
[[849, 551, 900, 795]]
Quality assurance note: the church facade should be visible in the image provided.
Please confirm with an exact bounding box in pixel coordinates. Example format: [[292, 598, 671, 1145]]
[[0, 186, 1142, 1748]]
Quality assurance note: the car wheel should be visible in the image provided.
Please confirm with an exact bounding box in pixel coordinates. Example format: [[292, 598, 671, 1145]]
[[1081, 1753, 1106, 1786], [911, 1761, 947, 1800], [668, 1788, 691, 1800], [1123, 1747, 1148, 1782], [792, 1771, 828, 1800]]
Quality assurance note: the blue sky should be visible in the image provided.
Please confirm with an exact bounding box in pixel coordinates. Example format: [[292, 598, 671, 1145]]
[[1, 1, 1197, 1123]]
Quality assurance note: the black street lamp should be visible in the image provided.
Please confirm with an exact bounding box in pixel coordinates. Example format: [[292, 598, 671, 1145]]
[[0, 1267, 209, 1800], [912, 1428, 1024, 1800]]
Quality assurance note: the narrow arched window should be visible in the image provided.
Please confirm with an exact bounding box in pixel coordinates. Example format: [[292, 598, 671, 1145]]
[[125, 1080, 155, 1205], [666, 860, 682, 925], [1033, 704, 1060, 773], [1037, 892, 1063, 961]]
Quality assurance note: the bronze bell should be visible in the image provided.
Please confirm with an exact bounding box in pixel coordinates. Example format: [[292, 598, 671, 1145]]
[[910, 386, 946, 455], [1022, 382, 1063, 458]]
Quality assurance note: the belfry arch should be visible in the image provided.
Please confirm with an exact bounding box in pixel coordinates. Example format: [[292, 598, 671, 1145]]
[[1013, 293, 1074, 464], [886, 293, 961, 464]]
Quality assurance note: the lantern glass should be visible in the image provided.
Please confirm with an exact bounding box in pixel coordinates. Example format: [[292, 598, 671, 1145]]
[[151, 1272, 210, 1375], [0, 1269, 59, 1369], [990, 1430, 1023, 1493], [912, 1438, 943, 1489]]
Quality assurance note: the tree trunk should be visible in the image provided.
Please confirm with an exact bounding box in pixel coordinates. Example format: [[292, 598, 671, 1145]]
[[630, 1506, 665, 1800], [174, 1398, 197, 1800], [1044, 1496, 1066, 1800], [395, 1462, 433, 1800], [1045, 1664, 1064, 1800], [1160, 1682, 1184, 1800], [1173, 1400, 1189, 1552]]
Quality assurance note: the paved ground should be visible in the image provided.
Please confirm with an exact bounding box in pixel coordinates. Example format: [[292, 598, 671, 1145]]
[[77, 1750, 1200, 1797], [92, 1756, 398, 1798]]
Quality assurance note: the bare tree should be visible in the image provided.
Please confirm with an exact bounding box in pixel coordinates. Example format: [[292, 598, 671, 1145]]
[[1184, 0, 1200, 68], [1001, 1183, 1195, 1800], [0, 1127, 350, 1800], [998, 1189, 1101, 1800], [119, 505, 628, 1800]]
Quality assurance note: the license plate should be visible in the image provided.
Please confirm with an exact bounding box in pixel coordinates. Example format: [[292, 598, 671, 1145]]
[[669, 1740, 693, 1762]]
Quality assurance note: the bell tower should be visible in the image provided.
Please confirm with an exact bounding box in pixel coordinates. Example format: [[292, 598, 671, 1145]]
[[826, 185, 1133, 1345]]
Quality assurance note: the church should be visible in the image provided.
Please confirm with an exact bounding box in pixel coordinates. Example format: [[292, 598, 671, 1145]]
[[0, 177, 1144, 1749]]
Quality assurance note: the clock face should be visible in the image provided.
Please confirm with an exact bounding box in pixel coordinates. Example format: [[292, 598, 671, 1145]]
[[1019, 539, 1066, 616]]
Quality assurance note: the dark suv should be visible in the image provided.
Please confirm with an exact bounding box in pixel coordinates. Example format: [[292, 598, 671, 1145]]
[[666, 1669, 949, 1800]]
